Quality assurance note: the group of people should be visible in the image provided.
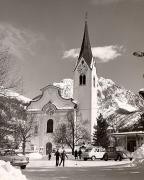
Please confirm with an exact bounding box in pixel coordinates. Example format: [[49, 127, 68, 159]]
[[47, 148, 83, 167], [74, 148, 82, 160], [55, 149, 68, 167]]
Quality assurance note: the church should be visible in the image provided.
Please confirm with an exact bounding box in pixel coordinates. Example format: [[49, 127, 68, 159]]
[[27, 19, 98, 155]]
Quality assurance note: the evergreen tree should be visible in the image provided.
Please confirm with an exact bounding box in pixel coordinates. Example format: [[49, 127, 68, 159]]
[[93, 114, 110, 148], [92, 124, 98, 146]]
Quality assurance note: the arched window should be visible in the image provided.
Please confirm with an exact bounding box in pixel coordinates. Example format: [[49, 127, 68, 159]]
[[46, 142, 52, 155], [83, 74, 86, 85], [47, 119, 53, 133], [34, 125, 38, 134], [79, 75, 83, 85], [79, 74, 86, 86]]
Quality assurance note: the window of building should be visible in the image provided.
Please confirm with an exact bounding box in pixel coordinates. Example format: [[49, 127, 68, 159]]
[[47, 119, 53, 133], [34, 125, 38, 135], [83, 74, 86, 85], [93, 76, 95, 87], [79, 74, 86, 86], [79, 74, 83, 85]]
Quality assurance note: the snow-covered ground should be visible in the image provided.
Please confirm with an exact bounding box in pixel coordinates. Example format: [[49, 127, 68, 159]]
[[0, 160, 27, 180], [26, 152, 42, 160]]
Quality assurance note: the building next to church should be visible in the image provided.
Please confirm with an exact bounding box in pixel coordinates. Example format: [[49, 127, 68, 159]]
[[27, 19, 98, 155]]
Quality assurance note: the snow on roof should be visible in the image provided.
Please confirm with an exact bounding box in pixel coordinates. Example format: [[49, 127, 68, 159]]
[[112, 131, 144, 136], [27, 109, 40, 112]]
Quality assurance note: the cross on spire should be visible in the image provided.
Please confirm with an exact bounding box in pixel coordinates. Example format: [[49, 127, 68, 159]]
[[85, 12, 88, 22]]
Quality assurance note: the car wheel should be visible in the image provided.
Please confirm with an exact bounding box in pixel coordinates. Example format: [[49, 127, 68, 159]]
[[118, 156, 122, 161], [84, 158, 87, 161], [21, 165, 26, 169], [91, 156, 96, 161], [130, 157, 132, 161], [104, 155, 108, 161]]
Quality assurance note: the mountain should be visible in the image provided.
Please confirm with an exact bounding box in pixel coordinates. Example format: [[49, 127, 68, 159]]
[[0, 87, 31, 104], [53, 79, 73, 99], [54, 77, 144, 129], [97, 77, 144, 116]]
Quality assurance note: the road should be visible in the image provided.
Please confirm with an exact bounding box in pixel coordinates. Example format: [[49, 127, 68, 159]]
[[22, 164, 144, 180]]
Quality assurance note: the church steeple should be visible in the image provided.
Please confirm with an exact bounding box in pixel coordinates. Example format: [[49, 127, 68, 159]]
[[73, 15, 97, 141], [77, 16, 93, 68]]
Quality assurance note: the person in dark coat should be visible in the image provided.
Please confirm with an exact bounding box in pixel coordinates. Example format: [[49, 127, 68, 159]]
[[78, 148, 82, 160], [48, 152, 51, 160], [55, 149, 60, 166], [74, 149, 78, 160], [59, 150, 68, 167]]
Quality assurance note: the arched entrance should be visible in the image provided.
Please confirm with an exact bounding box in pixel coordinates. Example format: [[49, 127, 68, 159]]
[[46, 142, 52, 155]]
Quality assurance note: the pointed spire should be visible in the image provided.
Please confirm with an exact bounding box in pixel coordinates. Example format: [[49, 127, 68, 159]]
[[78, 13, 93, 68]]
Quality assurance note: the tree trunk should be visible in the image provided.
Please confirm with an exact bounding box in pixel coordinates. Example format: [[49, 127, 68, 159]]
[[22, 139, 26, 155], [72, 129, 75, 155]]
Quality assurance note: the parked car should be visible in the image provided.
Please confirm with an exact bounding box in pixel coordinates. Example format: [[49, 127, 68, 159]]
[[82, 146, 105, 161], [102, 147, 133, 161], [0, 149, 29, 169]]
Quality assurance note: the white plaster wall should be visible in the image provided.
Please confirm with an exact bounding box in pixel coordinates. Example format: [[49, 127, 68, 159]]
[[28, 86, 74, 111], [28, 85, 75, 154], [90, 61, 98, 135], [29, 110, 71, 154], [73, 67, 91, 134], [73, 59, 97, 137]]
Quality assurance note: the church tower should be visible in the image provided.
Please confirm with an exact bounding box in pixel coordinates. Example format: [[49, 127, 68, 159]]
[[73, 18, 98, 140]]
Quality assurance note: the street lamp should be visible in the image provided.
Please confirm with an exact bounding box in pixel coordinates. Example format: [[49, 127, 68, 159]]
[[139, 89, 144, 100], [133, 51, 144, 57], [133, 51, 144, 99]]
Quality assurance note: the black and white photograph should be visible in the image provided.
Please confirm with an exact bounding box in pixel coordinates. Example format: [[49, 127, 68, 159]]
[[0, 0, 144, 180]]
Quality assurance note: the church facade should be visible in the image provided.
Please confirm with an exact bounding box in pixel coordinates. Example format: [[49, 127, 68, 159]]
[[27, 20, 98, 155]]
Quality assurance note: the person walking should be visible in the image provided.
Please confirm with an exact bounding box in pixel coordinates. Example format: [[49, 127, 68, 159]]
[[48, 152, 51, 160], [55, 149, 60, 166], [74, 149, 78, 160], [78, 148, 82, 160], [59, 149, 68, 167]]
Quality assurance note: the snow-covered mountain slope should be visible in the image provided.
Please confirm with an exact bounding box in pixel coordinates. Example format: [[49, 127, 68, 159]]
[[54, 77, 144, 129], [53, 79, 73, 99], [97, 77, 144, 117], [0, 87, 31, 103]]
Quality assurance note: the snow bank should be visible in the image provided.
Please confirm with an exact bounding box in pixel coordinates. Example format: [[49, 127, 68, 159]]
[[0, 160, 27, 180], [132, 144, 144, 159], [26, 152, 42, 160], [131, 144, 144, 168]]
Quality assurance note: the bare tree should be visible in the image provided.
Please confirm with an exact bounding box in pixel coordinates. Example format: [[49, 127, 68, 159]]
[[0, 96, 13, 147], [53, 111, 90, 154], [13, 112, 35, 155], [0, 94, 35, 154]]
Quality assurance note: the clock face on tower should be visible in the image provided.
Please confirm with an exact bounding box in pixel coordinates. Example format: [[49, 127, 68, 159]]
[[77, 60, 88, 74]]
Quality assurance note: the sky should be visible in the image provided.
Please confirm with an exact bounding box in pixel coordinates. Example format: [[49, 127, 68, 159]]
[[0, 0, 144, 98]]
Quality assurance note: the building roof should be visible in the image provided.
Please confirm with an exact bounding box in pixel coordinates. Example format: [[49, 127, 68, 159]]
[[75, 20, 93, 70], [112, 131, 144, 137]]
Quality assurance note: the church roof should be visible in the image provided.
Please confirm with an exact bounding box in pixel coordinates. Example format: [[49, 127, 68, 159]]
[[75, 20, 93, 70]]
